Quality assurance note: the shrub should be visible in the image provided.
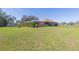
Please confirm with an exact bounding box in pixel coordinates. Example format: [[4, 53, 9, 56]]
[[16, 24, 21, 27], [17, 21, 37, 27]]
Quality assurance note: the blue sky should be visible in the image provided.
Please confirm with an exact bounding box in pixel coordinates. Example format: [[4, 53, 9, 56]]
[[2, 8, 79, 23]]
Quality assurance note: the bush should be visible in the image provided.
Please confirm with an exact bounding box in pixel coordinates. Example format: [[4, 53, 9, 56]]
[[16, 24, 21, 27], [17, 21, 37, 27]]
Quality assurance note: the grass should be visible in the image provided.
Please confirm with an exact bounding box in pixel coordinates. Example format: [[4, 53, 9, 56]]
[[0, 26, 79, 50]]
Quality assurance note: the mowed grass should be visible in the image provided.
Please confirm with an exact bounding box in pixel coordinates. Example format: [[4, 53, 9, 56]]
[[0, 26, 79, 50]]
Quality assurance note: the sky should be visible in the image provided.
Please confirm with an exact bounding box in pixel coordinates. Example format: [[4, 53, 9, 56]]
[[2, 8, 79, 23]]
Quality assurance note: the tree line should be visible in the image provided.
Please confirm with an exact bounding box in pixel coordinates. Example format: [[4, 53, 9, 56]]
[[0, 9, 39, 27], [0, 9, 79, 27]]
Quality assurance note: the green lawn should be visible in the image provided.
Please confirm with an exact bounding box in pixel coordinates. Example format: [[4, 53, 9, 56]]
[[0, 26, 79, 51]]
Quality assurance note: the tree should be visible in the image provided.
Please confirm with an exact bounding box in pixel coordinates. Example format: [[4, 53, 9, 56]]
[[62, 22, 67, 25], [69, 22, 74, 25], [0, 16, 8, 27], [20, 15, 39, 27], [28, 16, 39, 21], [0, 9, 8, 27], [0, 9, 16, 27], [21, 15, 28, 22], [16, 20, 21, 25], [6, 15, 16, 27], [16, 20, 21, 27], [21, 15, 39, 22], [7, 16, 16, 24]]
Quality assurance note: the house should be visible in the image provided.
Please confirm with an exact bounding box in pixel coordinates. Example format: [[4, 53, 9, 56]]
[[33, 19, 58, 27]]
